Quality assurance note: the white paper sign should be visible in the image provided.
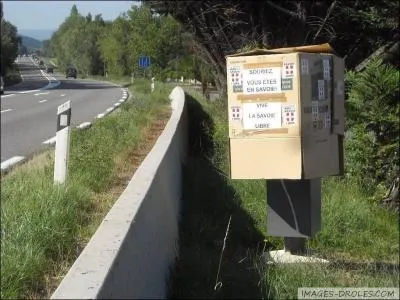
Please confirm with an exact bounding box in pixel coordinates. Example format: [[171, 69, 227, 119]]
[[318, 80, 325, 100], [312, 101, 319, 121], [283, 62, 296, 78], [242, 102, 282, 129], [325, 112, 331, 128], [301, 58, 309, 75], [242, 67, 281, 94], [282, 104, 296, 125], [323, 59, 331, 80]]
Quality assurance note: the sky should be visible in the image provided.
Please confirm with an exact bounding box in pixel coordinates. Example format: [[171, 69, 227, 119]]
[[2, 1, 139, 31]]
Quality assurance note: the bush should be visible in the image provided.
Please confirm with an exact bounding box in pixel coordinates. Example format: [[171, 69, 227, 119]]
[[345, 58, 399, 196]]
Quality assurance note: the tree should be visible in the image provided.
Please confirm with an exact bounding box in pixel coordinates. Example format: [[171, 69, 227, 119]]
[[146, 0, 399, 97], [1, 18, 20, 75], [49, 6, 107, 76]]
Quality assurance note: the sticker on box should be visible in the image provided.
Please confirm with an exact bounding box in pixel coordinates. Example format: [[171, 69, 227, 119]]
[[242, 67, 281, 94], [229, 66, 243, 93], [301, 58, 309, 75], [312, 101, 319, 121], [318, 80, 325, 100], [231, 106, 241, 121], [281, 78, 293, 91], [242, 102, 282, 129], [325, 112, 331, 129], [282, 104, 296, 125], [323, 59, 331, 80], [283, 62, 295, 78]]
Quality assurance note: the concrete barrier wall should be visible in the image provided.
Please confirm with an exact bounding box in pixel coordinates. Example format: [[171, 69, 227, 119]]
[[51, 86, 188, 299]]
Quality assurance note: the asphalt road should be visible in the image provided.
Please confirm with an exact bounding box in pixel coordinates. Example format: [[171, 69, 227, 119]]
[[1, 56, 126, 165]]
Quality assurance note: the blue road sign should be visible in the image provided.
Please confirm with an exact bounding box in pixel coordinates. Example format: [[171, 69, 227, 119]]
[[138, 55, 151, 69]]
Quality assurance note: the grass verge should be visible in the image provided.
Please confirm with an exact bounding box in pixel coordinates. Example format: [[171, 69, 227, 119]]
[[1, 78, 172, 299], [4, 64, 22, 87], [167, 89, 399, 299]]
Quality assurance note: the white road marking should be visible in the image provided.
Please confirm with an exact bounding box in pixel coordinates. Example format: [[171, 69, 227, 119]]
[[106, 107, 114, 113], [39, 99, 47, 103], [43, 136, 57, 145], [114, 102, 121, 107], [97, 113, 105, 119], [1, 109, 14, 113], [34, 92, 50, 96], [77, 122, 92, 129], [119, 99, 125, 103], [1, 156, 25, 171], [60, 94, 66, 97], [19, 89, 40, 94], [1, 94, 16, 98]]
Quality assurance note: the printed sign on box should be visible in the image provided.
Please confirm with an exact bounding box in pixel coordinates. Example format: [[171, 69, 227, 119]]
[[283, 62, 295, 78], [231, 106, 241, 121], [325, 112, 331, 129], [281, 78, 293, 91], [242, 67, 281, 94], [323, 59, 331, 80], [301, 58, 309, 75], [229, 66, 243, 93], [282, 104, 296, 125], [242, 102, 282, 130]]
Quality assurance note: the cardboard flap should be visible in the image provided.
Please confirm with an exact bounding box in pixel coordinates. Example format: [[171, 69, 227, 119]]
[[268, 43, 334, 54], [227, 43, 335, 58]]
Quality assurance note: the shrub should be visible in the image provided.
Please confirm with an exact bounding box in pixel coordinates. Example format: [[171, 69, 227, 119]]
[[345, 58, 399, 196]]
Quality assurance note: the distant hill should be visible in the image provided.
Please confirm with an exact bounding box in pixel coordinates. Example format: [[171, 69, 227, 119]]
[[18, 29, 55, 41], [19, 35, 43, 49]]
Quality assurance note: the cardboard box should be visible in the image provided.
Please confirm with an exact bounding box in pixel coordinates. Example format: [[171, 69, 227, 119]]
[[226, 43, 344, 179]]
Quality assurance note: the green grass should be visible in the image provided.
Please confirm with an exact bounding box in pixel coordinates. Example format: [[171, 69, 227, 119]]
[[1, 78, 172, 299], [167, 88, 399, 299]]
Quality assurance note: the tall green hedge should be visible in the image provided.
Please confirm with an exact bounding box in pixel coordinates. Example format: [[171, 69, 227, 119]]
[[345, 58, 399, 195]]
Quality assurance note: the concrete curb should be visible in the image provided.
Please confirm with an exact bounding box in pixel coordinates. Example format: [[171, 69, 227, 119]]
[[51, 86, 188, 299]]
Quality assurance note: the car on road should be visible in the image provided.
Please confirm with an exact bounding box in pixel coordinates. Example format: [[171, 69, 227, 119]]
[[66, 67, 77, 79], [1, 76, 4, 95], [46, 65, 54, 73]]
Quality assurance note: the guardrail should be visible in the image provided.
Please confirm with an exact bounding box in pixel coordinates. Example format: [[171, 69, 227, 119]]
[[51, 86, 188, 299]]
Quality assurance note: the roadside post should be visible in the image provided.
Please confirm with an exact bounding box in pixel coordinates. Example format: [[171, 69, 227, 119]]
[[226, 43, 345, 263], [54, 100, 72, 185], [151, 77, 155, 92]]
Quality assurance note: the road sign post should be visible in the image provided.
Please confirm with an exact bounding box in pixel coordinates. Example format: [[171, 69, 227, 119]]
[[54, 101, 71, 185], [138, 55, 151, 69]]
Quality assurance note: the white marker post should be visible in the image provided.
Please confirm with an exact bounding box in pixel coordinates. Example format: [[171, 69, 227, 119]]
[[151, 77, 155, 93], [54, 101, 71, 185]]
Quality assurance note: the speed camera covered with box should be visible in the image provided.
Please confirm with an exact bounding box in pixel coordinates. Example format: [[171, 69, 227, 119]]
[[226, 43, 345, 179]]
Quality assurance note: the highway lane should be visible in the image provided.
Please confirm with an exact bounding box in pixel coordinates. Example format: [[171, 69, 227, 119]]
[[1, 57, 126, 164], [2, 56, 57, 95]]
